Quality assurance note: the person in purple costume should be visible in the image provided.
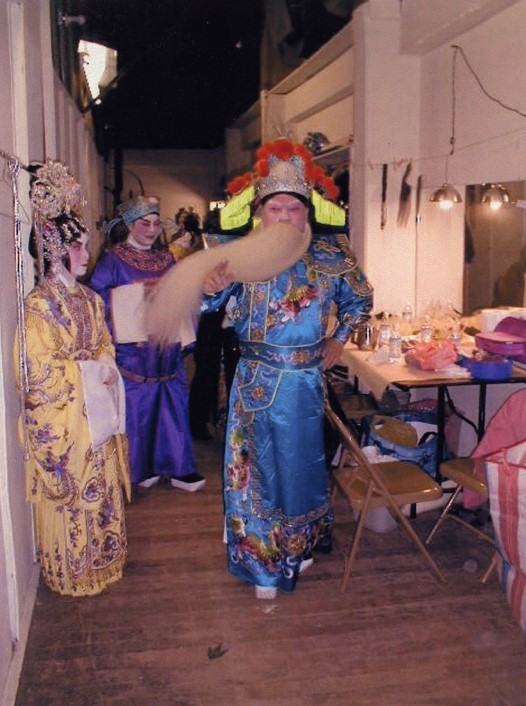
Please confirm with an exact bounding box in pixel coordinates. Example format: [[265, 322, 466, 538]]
[[89, 195, 205, 493]]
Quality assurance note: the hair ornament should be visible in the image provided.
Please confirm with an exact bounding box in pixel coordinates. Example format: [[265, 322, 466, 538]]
[[28, 160, 86, 281], [29, 159, 85, 221]]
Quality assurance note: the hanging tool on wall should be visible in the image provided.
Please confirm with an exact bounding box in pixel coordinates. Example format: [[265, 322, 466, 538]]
[[415, 174, 422, 227], [397, 160, 413, 228], [380, 163, 388, 230], [414, 174, 423, 315]]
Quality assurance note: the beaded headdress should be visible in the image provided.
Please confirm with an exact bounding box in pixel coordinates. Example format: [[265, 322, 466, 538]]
[[220, 138, 345, 231], [117, 195, 160, 225], [105, 195, 160, 236], [29, 160, 86, 280]]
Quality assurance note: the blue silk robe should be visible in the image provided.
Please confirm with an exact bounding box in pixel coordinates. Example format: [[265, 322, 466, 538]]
[[89, 243, 196, 484], [204, 232, 373, 592]]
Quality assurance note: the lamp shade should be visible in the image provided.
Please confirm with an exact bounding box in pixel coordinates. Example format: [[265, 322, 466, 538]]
[[481, 184, 513, 210], [429, 183, 463, 210]]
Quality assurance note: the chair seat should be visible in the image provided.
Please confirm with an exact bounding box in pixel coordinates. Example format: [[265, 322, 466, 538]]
[[339, 393, 378, 420], [334, 460, 443, 509], [439, 457, 488, 497]]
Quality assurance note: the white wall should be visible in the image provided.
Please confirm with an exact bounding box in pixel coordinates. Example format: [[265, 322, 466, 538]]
[[0, 3, 41, 702], [352, 0, 526, 317], [226, 1, 526, 320], [351, 0, 526, 444], [0, 2, 105, 703], [353, 0, 424, 314], [121, 148, 226, 228]]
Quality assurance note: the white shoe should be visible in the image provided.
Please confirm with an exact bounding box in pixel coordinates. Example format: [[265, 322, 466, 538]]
[[138, 475, 160, 489], [255, 585, 278, 600], [170, 473, 206, 492], [299, 557, 314, 574]]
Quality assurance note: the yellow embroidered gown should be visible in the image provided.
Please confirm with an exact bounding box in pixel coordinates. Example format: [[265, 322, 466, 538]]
[[16, 278, 131, 596]]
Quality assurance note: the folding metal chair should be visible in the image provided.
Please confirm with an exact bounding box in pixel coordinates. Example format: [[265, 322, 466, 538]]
[[325, 366, 378, 439], [325, 399, 446, 592], [425, 457, 495, 582]]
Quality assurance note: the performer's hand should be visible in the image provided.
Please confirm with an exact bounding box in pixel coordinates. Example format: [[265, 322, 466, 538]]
[[103, 366, 119, 385], [203, 259, 235, 295], [322, 338, 343, 370], [142, 278, 158, 300], [172, 232, 192, 249]]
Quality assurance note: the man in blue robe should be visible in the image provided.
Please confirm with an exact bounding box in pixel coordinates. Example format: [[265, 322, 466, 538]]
[[202, 139, 373, 598]]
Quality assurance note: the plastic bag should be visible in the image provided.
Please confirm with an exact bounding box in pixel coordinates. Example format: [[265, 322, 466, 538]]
[[405, 340, 457, 371], [362, 410, 439, 477]]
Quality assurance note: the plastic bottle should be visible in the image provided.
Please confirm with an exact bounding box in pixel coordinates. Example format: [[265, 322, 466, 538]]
[[420, 314, 433, 343], [377, 314, 391, 350], [389, 324, 402, 362], [402, 303, 413, 322], [401, 303, 413, 336]]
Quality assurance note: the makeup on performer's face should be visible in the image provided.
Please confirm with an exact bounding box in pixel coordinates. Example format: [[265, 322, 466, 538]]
[[68, 232, 90, 277], [128, 214, 162, 247]]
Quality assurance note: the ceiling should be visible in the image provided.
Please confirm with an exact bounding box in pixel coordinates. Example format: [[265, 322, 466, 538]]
[[65, 0, 355, 151], [70, 0, 264, 150]]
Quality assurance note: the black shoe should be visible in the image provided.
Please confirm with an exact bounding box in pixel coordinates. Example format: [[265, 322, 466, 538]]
[[313, 538, 333, 554], [192, 428, 213, 441], [190, 424, 214, 441]]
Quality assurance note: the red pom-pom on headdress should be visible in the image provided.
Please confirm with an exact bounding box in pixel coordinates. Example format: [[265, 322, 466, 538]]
[[272, 139, 295, 160], [256, 144, 273, 160], [321, 176, 339, 201], [255, 159, 270, 178], [226, 172, 253, 196], [293, 144, 314, 164]]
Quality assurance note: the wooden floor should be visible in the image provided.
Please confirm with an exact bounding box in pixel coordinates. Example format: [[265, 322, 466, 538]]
[[15, 435, 526, 706]]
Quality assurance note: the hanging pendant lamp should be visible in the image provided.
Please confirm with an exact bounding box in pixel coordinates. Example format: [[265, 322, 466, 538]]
[[481, 183, 513, 210], [429, 47, 463, 211], [429, 183, 463, 210]]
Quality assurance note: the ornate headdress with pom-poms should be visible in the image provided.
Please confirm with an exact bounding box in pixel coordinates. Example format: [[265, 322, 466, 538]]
[[221, 138, 344, 231]]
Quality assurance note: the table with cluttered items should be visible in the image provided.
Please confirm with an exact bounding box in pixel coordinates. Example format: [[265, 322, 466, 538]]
[[339, 303, 526, 479]]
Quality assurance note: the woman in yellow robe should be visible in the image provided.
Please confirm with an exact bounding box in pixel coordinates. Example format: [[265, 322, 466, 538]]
[[17, 175, 130, 597]]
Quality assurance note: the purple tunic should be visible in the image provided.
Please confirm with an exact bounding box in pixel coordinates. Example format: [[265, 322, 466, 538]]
[[89, 243, 196, 484]]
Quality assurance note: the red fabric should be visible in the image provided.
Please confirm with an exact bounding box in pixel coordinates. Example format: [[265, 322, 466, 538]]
[[484, 444, 526, 631], [464, 389, 526, 509]]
